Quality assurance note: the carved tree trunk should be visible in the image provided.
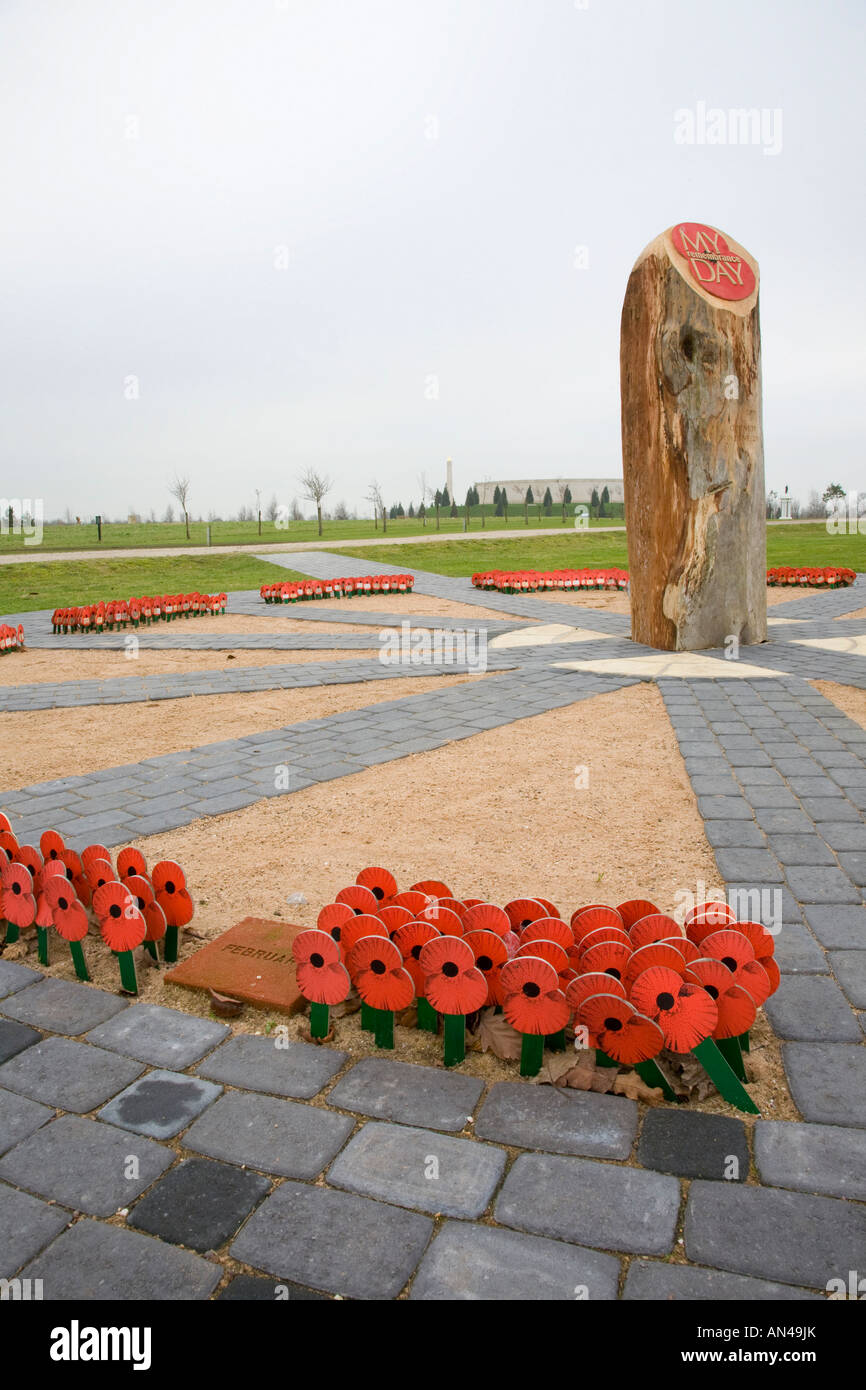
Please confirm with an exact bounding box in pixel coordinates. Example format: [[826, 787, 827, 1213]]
[[621, 223, 767, 651]]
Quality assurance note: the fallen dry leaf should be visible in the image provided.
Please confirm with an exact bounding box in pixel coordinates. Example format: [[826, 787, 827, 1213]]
[[207, 988, 244, 1018], [478, 1009, 522, 1061], [613, 1071, 664, 1104]]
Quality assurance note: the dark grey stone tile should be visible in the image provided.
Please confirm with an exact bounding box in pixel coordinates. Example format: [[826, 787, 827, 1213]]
[[0, 1087, 54, 1156], [129, 1157, 271, 1251], [0, 1019, 42, 1065], [474, 1081, 637, 1158], [783, 1042, 866, 1128], [637, 1109, 748, 1181], [0, 977, 127, 1035], [98, 1069, 222, 1139], [0, 1114, 173, 1216], [86, 1003, 228, 1069], [410, 1221, 620, 1301], [805, 906, 866, 948], [0, 962, 41, 998], [183, 1090, 353, 1178], [624, 1260, 819, 1301], [755, 1120, 866, 1200], [197, 1035, 348, 1100], [764, 974, 861, 1041], [328, 1122, 505, 1218], [0, 1038, 143, 1113], [827, 950, 866, 1008]]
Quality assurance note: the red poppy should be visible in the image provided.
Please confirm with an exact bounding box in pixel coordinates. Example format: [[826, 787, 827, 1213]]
[[0, 813, 10, 834], [577, 925, 633, 955], [617, 899, 660, 930], [685, 958, 758, 1039], [415, 902, 463, 936], [92, 882, 147, 952], [732, 958, 773, 1007], [82, 843, 111, 872], [571, 905, 624, 940], [659, 935, 701, 963], [464, 929, 509, 1005], [580, 939, 633, 983], [499, 956, 570, 1035], [575, 994, 664, 1065], [436, 897, 468, 921], [143, 900, 167, 943], [378, 904, 414, 936], [317, 901, 354, 942], [520, 917, 574, 952], [39, 830, 65, 861], [293, 929, 351, 1006], [629, 966, 718, 1052], [504, 898, 547, 931], [347, 935, 414, 1011], [41, 858, 68, 883], [390, 890, 433, 915], [335, 884, 379, 916], [565, 971, 627, 1012], [125, 873, 155, 909], [684, 900, 735, 930], [86, 858, 116, 892], [516, 937, 570, 980], [42, 876, 88, 941], [1, 862, 36, 928], [418, 935, 488, 1015], [700, 929, 755, 974], [629, 913, 681, 949], [393, 919, 441, 993], [14, 845, 43, 878], [117, 847, 148, 881], [356, 866, 398, 902], [340, 913, 389, 956], [35, 892, 54, 929], [0, 831, 20, 857], [735, 920, 777, 963], [462, 903, 510, 937], [410, 879, 452, 900], [623, 941, 688, 989], [151, 860, 194, 927]]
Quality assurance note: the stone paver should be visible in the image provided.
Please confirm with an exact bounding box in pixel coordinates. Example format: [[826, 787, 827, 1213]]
[[230, 1180, 433, 1300], [0, 1019, 42, 1065], [637, 1109, 749, 1181], [0, 1114, 173, 1216], [0, 1181, 70, 1277], [129, 1157, 271, 1251], [474, 1081, 637, 1158], [495, 1152, 680, 1255], [684, 1180, 866, 1290], [764, 974, 862, 1041], [328, 1122, 505, 1218], [782, 1042, 866, 1128], [828, 950, 866, 1007], [197, 1034, 347, 1099], [0, 961, 41, 997], [410, 1220, 620, 1300], [327, 1058, 482, 1132], [19, 1217, 222, 1299], [0, 1038, 144, 1113], [0, 1087, 54, 1156], [98, 1069, 223, 1140], [624, 1261, 819, 1300], [755, 1120, 866, 1200], [86, 1003, 228, 1068], [0, 977, 128, 1035], [183, 1090, 354, 1178]]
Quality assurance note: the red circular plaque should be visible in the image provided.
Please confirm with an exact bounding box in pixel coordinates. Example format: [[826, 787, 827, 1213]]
[[672, 223, 756, 301]]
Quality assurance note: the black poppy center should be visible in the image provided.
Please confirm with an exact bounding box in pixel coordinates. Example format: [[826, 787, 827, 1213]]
[[604, 1016, 623, 1032], [372, 886, 384, 900], [353, 907, 363, 915], [705, 985, 719, 1000], [11, 882, 21, 895], [520, 917, 533, 928], [371, 959, 386, 975], [164, 881, 176, 895], [442, 961, 459, 978], [656, 991, 675, 1010], [477, 955, 493, 972], [58, 895, 69, 912], [722, 956, 737, 972], [110, 903, 122, 918], [522, 981, 540, 998], [605, 967, 621, 980], [411, 945, 423, 960], [310, 952, 324, 969]]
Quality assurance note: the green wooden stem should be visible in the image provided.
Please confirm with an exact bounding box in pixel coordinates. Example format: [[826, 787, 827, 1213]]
[[520, 1032, 545, 1077], [164, 924, 178, 964], [692, 1038, 759, 1115], [4, 921, 19, 945], [360, 1001, 377, 1032], [374, 1009, 395, 1050], [635, 1058, 679, 1103], [716, 1035, 747, 1081], [545, 1029, 566, 1052], [117, 950, 139, 994], [310, 1002, 330, 1039], [143, 940, 159, 962], [595, 1049, 619, 1068], [738, 1030, 751, 1054], [69, 940, 89, 981], [36, 927, 49, 966], [417, 996, 438, 1033], [443, 1013, 465, 1067]]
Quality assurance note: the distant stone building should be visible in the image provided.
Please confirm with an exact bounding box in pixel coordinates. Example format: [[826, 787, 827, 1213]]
[[474, 478, 624, 506]]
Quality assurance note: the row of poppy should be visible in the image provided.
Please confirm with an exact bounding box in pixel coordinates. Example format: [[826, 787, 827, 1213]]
[[472, 569, 630, 593], [260, 575, 416, 603], [0, 625, 25, 653], [292, 871, 775, 1106], [51, 593, 228, 633], [766, 566, 856, 588], [0, 815, 193, 993]]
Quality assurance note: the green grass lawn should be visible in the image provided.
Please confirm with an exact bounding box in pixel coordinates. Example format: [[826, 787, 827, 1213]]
[[0, 555, 302, 616], [334, 523, 866, 578], [0, 506, 622, 555]]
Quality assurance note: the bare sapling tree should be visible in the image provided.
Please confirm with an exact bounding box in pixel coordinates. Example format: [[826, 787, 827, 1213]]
[[169, 475, 192, 539], [299, 468, 333, 537]]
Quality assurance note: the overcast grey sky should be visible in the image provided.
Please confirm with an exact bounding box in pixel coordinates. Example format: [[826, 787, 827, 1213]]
[[1, 0, 863, 520]]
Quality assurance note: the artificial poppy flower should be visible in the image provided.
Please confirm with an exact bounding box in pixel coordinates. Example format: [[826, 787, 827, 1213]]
[[346, 935, 414, 1011], [151, 860, 194, 927], [293, 930, 352, 1005], [378, 904, 414, 936], [735, 919, 778, 966], [685, 958, 758, 1039], [577, 925, 633, 956], [317, 901, 354, 943], [143, 900, 167, 944], [418, 935, 488, 1016], [565, 971, 627, 1012], [520, 917, 574, 952], [14, 845, 43, 878], [43, 876, 89, 941], [2, 861, 36, 927], [684, 900, 735, 930], [39, 830, 65, 861], [462, 903, 510, 937], [629, 966, 718, 1052], [659, 935, 702, 963], [415, 902, 463, 936], [93, 880, 146, 950], [571, 905, 624, 939], [389, 889, 433, 915], [498, 956, 570, 1036], [335, 884, 380, 916], [515, 937, 570, 980], [82, 843, 111, 872], [410, 879, 452, 900], [126, 874, 154, 910], [0, 813, 10, 834], [629, 913, 681, 949], [580, 939, 632, 983], [616, 899, 660, 930], [340, 912, 390, 956], [86, 858, 116, 893], [623, 941, 688, 990], [436, 897, 468, 921], [393, 919, 442, 993], [463, 928, 509, 1005], [118, 847, 148, 881], [532, 898, 562, 919], [0, 831, 19, 856], [504, 898, 547, 931], [356, 866, 398, 902], [700, 929, 755, 975], [35, 891, 54, 929], [575, 994, 664, 1065]]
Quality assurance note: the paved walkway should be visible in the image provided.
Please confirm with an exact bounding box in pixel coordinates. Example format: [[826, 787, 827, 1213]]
[[0, 554, 865, 1299]]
